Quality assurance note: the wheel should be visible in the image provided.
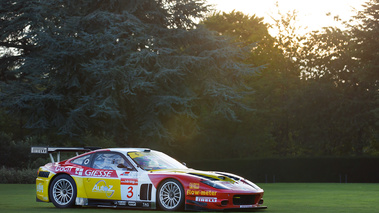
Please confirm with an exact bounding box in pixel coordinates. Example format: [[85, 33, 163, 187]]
[[157, 179, 185, 211], [49, 174, 77, 208]]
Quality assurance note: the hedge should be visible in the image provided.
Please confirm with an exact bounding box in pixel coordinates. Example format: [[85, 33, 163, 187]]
[[187, 157, 379, 183], [2, 157, 379, 184], [0, 167, 37, 184]]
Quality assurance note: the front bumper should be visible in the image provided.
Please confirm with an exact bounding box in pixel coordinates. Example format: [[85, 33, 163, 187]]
[[185, 192, 266, 211]]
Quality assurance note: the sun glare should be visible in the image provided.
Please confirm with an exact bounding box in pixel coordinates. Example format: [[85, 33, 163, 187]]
[[207, 0, 365, 35]]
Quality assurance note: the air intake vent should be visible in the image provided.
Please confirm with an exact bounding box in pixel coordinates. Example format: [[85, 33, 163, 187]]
[[38, 171, 50, 178], [140, 184, 152, 200], [233, 195, 255, 205]]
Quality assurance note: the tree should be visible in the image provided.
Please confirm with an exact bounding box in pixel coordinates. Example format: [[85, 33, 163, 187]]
[[0, 0, 257, 147], [351, 0, 379, 90], [349, 0, 379, 154], [296, 0, 379, 155], [200, 10, 304, 158]]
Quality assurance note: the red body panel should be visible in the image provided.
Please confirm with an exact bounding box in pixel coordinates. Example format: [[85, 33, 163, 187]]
[[148, 171, 265, 210]]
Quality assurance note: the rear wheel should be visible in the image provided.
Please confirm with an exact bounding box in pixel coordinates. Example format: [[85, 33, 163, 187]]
[[49, 174, 77, 208], [157, 179, 185, 211]]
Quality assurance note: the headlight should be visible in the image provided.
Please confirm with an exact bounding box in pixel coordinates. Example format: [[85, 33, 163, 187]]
[[200, 180, 229, 189], [241, 179, 261, 190]]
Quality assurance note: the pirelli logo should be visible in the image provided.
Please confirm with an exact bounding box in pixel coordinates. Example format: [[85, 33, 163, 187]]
[[196, 197, 217, 203], [31, 147, 48, 154]]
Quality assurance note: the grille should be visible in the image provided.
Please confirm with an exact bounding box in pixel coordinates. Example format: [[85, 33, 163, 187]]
[[38, 171, 50, 178], [233, 195, 256, 205]]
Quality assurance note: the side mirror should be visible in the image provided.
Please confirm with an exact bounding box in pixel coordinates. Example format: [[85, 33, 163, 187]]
[[117, 164, 133, 171], [182, 162, 187, 166]]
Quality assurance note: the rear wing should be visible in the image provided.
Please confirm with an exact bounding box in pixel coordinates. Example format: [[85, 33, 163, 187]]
[[31, 146, 101, 163]]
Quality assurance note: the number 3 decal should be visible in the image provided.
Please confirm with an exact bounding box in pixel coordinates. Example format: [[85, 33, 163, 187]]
[[127, 186, 133, 198]]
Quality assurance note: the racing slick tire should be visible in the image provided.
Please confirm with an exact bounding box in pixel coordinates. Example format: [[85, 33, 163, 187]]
[[49, 174, 77, 208], [157, 179, 185, 211]]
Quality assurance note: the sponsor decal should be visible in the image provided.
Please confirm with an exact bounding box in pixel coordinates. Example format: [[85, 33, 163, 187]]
[[55, 167, 72, 172], [118, 201, 127, 205], [85, 169, 114, 177], [128, 152, 144, 159], [240, 205, 254, 208], [31, 147, 47, 154], [189, 183, 199, 189], [92, 180, 115, 198], [75, 168, 84, 176], [196, 197, 217, 203], [186, 190, 217, 196], [128, 201, 137, 207], [142, 202, 150, 207], [121, 178, 138, 185], [120, 171, 137, 177], [37, 183, 44, 193]]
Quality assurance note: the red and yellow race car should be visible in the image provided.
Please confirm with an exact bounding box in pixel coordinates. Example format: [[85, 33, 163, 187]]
[[32, 147, 266, 211]]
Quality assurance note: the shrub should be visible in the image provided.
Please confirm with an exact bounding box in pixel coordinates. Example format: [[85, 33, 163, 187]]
[[0, 166, 36, 184]]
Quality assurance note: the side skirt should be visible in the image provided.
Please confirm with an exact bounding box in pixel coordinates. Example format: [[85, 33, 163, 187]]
[[76, 197, 155, 209]]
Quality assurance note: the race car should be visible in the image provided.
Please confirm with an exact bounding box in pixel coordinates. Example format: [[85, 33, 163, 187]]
[[31, 147, 266, 211]]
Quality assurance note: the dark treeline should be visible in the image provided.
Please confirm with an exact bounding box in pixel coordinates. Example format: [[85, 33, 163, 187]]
[[0, 0, 378, 167]]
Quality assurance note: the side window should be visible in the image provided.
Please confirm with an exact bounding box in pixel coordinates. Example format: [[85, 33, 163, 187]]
[[71, 154, 92, 167], [93, 152, 134, 171]]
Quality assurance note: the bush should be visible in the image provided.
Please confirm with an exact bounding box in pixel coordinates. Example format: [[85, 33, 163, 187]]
[[0, 166, 36, 184], [0, 133, 51, 169]]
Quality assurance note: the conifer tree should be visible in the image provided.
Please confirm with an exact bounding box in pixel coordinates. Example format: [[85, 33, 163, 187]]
[[0, 0, 256, 146]]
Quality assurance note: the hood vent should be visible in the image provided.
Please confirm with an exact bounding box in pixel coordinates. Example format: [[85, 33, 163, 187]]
[[188, 173, 219, 181], [216, 172, 240, 181]]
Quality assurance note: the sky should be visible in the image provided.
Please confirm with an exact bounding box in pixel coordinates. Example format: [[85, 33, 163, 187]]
[[206, 0, 367, 35]]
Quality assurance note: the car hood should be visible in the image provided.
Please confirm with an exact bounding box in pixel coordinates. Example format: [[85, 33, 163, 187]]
[[149, 168, 263, 191], [150, 168, 234, 180]]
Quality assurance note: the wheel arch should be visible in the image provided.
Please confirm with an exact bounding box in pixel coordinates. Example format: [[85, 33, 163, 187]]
[[156, 177, 185, 190]]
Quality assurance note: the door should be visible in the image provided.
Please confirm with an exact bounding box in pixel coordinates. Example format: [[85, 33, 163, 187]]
[[83, 152, 134, 200]]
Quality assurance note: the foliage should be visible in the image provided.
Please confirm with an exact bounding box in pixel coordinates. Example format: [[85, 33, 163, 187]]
[[200, 9, 304, 157], [0, 133, 50, 169], [297, 0, 379, 155], [0, 166, 36, 184], [0, 0, 256, 147], [188, 156, 379, 183], [198, 0, 378, 157], [0, 0, 378, 161]]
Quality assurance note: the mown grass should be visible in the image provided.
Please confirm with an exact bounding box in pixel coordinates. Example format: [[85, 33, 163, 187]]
[[261, 183, 379, 213], [0, 183, 378, 213]]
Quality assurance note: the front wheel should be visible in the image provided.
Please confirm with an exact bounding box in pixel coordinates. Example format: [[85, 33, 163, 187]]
[[49, 174, 77, 208], [157, 179, 185, 211]]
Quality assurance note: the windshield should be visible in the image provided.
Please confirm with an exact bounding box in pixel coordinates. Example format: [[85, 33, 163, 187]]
[[128, 150, 187, 171]]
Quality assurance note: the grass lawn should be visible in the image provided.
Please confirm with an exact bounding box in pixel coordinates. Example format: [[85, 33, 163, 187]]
[[261, 183, 379, 213], [0, 183, 378, 213]]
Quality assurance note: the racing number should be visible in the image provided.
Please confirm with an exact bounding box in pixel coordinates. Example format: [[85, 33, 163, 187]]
[[127, 186, 133, 198]]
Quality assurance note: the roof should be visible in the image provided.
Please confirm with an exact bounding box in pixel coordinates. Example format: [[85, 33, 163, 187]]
[[106, 148, 152, 153]]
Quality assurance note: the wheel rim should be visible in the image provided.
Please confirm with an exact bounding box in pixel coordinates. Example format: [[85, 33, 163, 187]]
[[159, 181, 182, 209], [52, 179, 74, 205]]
